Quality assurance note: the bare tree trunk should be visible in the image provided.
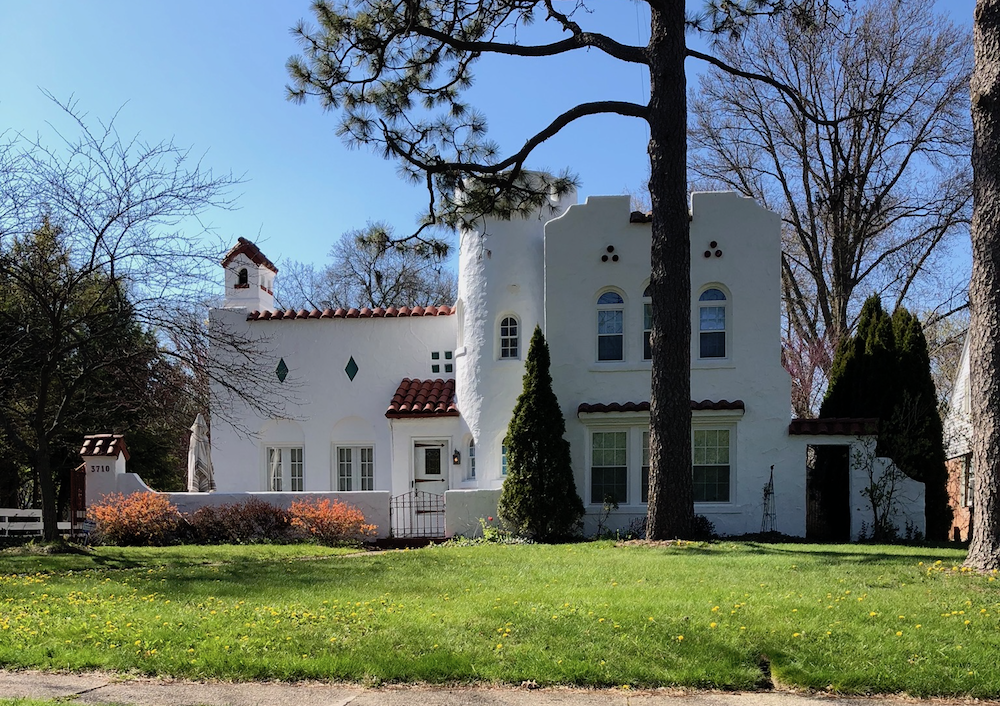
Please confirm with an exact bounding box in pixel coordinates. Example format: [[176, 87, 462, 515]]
[[37, 440, 58, 542], [646, 2, 693, 540], [967, 0, 1000, 571]]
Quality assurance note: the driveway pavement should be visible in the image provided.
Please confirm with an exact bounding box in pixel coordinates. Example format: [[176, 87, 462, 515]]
[[2, 670, 995, 706]]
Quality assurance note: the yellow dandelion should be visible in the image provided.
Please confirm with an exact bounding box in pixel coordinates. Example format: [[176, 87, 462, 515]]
[[677, 635, 684, 641], [793, 632, 801, 638], [710, 622, 718, 629], [896, 631, 903, 637]]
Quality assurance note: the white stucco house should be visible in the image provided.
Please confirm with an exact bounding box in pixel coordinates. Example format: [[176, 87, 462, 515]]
[[204, 190, 924, 540]]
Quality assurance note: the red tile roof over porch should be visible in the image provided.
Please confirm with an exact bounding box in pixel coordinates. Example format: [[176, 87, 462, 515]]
[[386, 378, 459, 418]]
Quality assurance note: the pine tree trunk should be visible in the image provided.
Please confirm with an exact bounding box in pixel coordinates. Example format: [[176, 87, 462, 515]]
[[967, 0, 1000, 571], [646, 3, 694, 540]]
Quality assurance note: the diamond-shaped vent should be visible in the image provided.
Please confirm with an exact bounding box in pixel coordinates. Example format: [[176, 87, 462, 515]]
[[275, 358, 289, 383], [345, 356, 359, 381]]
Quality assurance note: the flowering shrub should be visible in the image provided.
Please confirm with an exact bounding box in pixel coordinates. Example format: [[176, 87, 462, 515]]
[[289, 498, 376, 546], [188, 498, 298, 544], [88, 492, 183, 546]]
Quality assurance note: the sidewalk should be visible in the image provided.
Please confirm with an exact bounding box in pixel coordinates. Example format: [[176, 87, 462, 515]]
[[1, 670, 992, 706]]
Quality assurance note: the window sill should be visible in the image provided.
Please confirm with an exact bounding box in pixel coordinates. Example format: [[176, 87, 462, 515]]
[[692, 360, 735, 370], [588, 362, 653, 373]]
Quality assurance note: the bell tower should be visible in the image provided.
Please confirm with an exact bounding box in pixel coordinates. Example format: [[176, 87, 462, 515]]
[[221, 237, 277, 311]]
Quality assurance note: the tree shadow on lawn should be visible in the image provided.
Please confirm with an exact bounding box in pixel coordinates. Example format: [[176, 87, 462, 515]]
[[728, 541, 964, 566], [137, 552, 401, 601]]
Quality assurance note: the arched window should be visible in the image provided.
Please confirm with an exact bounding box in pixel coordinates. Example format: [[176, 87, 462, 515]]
[[468, 439, 476, 480], [499, 316, 519, 359], [698, 288, 727, 359], [597, 291, 625, 361], [642, 284, 652, 361], [237, 268, 249, 287]]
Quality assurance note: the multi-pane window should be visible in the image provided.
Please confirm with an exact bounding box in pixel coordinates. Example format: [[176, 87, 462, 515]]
[[289, 448, 303, 491], [591, 431, 627, 504], [266, 446, 304, 492], [643, 284, 652, 361], [468, 440, 476, 480], [337, 446, 375, 491], [699, 288, 727, 358], [641, 430, 650, 503], [500, 317, 519, 359], [597, 291, 625, 361], [501, 443, 508, 476], [693, 429, 730, 502]]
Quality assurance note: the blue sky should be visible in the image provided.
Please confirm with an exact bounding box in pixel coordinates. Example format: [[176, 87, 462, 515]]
[[0, 1, 977, 280]]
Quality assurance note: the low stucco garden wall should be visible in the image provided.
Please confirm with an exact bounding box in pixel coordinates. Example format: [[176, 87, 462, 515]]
[[445, 489, 501, 537]]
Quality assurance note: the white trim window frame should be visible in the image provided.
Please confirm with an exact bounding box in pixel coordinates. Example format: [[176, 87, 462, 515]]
[[266, 446, 304, 492], [499, 315, 520, 360], [336, 446, 375, 491], [692, 425, 734, 504], [590, 429, 628, 505], [697, 286, 729, 360], [467, 439, 476, 480], [597, 290, 625, 362]]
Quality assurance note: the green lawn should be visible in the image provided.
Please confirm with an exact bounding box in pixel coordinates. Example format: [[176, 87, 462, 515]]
[[1, 541, 997, 695]]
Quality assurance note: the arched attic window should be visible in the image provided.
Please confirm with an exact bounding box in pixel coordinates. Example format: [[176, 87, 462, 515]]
[[236, 268, 249, 288], [698, 288, 727, 359], [597, 291, 625, 361]]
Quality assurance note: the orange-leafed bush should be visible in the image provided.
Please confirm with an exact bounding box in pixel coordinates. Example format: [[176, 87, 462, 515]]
[[88, 492, 183, 546], [188, 498, 298, 544], [289, 498, 377, 546]]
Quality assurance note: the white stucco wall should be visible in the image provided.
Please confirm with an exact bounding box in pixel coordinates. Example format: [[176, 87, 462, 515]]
[[542, 193, 802, 537], [846, 443, 926, 541], [209, 307, 461, 497], [445, 488, 502, 537]]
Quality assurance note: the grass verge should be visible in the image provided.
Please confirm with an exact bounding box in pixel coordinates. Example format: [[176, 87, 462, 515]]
[[0, 541, 996, 695]]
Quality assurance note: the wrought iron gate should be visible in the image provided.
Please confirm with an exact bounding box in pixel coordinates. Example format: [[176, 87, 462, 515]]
[[390, 490, 445, 538]]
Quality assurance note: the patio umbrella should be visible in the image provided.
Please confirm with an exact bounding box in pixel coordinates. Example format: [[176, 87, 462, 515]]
[[186, 413, 215, 492]]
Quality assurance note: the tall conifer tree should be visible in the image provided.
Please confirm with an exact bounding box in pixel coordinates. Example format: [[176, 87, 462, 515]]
[[498, 326, 584, 541], [821, 295, 950, 538]]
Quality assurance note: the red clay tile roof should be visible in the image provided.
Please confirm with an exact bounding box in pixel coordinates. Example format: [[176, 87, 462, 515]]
[[80, 434, 130, 460], [222, 237, 278, 274], [788, 418, 879, 436], [247, 305, 455, 321], [577, 400, 745, 414], [386, 378, 459, 418]]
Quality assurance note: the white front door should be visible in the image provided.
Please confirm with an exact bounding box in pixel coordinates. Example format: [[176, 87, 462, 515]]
[[414, 441, 449, 495]]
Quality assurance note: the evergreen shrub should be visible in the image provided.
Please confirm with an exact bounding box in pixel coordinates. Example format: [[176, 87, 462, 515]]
[[498, 326, 585, 541]]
